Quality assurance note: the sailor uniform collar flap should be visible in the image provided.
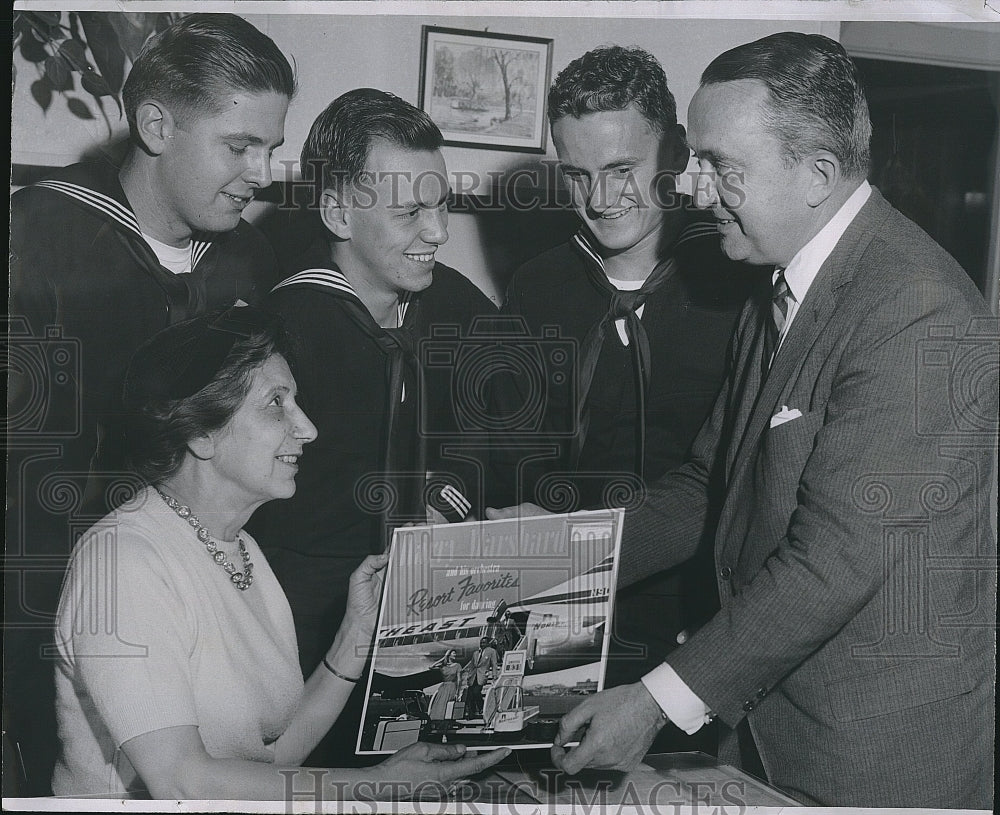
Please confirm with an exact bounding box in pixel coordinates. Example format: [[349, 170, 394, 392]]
[[34, 174, 214, 271], [570, 213, 720, 283], [271, 267, 414, 332]]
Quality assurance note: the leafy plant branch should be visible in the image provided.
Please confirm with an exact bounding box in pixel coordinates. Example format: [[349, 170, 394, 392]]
[[14, 10, 179, 140]]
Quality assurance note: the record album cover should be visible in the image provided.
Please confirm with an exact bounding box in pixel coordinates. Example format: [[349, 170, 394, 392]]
[[358, 509, 624, 753]]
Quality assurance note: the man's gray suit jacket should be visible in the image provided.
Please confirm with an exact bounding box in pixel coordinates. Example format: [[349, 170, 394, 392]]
[[618, 188, 997, 808]]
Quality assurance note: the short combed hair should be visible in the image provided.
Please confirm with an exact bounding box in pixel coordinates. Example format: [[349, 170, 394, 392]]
[[301, 88, 443, 196], [122, 13, 296, 138], [126, 327, 286, 484], [548, 46, 677, 132], [701, 32, 871, 178]]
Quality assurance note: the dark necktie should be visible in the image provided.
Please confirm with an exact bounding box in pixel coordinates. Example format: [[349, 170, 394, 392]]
[[761, 269, 791, 378], [574, 244, 678, 479]]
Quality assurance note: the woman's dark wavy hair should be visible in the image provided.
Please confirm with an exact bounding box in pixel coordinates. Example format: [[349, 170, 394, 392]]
[[122, 13, 296, 138], [125, 326, 286, 484], [548, 45, 678, 132], [700, 32, 871, 179]]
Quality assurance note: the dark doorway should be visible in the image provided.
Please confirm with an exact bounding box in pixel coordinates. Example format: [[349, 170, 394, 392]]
[[854, 57, 999, 296]]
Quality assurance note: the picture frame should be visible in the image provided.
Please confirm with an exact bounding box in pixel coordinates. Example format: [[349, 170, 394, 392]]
[[418, 26, 554, 153]]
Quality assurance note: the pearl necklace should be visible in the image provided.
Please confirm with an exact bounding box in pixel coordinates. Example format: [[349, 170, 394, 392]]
[[157, 490, 254, 591]]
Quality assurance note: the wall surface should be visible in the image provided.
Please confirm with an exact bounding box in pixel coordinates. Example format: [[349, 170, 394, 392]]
[[10, 11, 835, 301]]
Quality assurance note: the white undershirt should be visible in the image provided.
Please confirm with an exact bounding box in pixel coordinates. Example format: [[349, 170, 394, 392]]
[[605, 275, 646, 347], [142, 231, 193, 275]]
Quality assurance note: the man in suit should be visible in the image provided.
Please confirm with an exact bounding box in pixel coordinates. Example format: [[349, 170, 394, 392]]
[[486, 49, 753, 724], [531, 33, 996, 807], [462, 638, 500, 719]]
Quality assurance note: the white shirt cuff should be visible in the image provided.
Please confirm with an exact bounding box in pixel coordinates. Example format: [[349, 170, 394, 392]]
[[640, 662, 714, 735]]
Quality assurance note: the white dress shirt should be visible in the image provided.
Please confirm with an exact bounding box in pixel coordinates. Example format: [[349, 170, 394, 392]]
[[640, 180, 873, 734], [774, 180, 872, 350]]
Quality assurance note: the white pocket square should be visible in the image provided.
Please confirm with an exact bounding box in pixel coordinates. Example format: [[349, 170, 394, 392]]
[[770, 405, 803, 428]]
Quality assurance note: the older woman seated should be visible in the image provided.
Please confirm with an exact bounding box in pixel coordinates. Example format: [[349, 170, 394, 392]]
[[52, 306, 506, 799]]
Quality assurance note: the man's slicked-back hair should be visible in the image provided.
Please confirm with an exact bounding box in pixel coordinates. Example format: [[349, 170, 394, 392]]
[[700, 32, 871, 179], [301, 88, 443, 197], [122, 13, 296, 138], [548, 45, 677, 132]]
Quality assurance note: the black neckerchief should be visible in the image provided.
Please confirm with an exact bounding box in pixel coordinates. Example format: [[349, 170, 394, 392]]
[[570, 230, 679, 479], [272, 266, 424, 549]]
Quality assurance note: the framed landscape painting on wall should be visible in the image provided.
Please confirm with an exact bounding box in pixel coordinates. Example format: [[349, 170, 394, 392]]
[[418, 26, 553, 153]]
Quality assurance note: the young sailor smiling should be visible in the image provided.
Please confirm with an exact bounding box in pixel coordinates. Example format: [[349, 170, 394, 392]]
[[488, 48, 758, 738], [250, 89, 496, 770]]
